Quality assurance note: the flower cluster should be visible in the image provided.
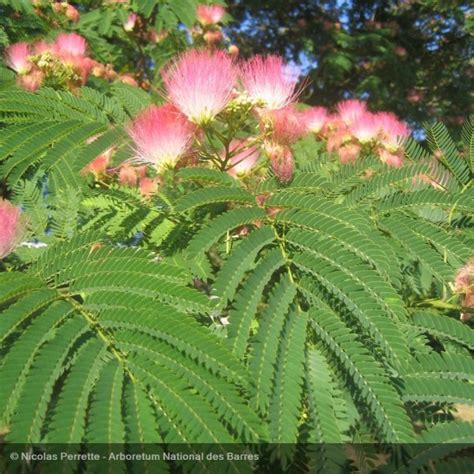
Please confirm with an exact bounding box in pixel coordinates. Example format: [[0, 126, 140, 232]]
[[4, 33, 133, 92], [4, 33, 97, 91], [123, 48, 416, 184], [126, 49, 307, 181], [192, 4, 238, 54], [0, 199, 25, 260], [306, 99, 411, 168]]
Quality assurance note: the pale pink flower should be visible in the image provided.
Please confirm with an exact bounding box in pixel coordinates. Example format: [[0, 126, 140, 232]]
[[5, 42, 32, 74], [127, 104, 195, 170], [326, 129, 352, 153], [265, 141, 294, 183], [34, 40, 53, 55], [162, 50, 236, 124], [139, 177, 161, 198], [196, 4, 225, 25], [263, 105, 308, 145], [119, 73, 138, 87], [65, 4, 80, 22], [81, 147, 114, 179], [17, 69, 43, 92], [118, 163, 139, 187], [338, 143, 361, 164], [53, 32, 87, 58], [336, 99, 367, 125], [204, 30, 223, 46], [349, 111, 379, 143], [303, 106, 329, 134], [240, 55, 300, 110], [454, 258, 474, 321], [376, 112, 410, 149], [0, 199, 25, 259], [123, 12, 138, 31], [226, 139, 260, 177], [378, 148, 404, 167]]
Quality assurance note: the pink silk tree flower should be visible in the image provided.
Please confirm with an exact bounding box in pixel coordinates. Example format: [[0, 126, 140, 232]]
[[454, 258, 474, 321], [378, 148, 404, 167], [0, 199, 25, 259], [303, 106, 329, 134], [64, 3, 80, 22], [53, 33, 87, 58], [162, 50, 236, 125], [349, 112, 380, 143], [127, 104, 195, 171], [264, 141, 294, 183], [4, 42, 33, 75], [336, 99, 368, 125], [226, 139, 260, 177], [376, 112, 410, 150], [196, 4, 226, 25], [263, 105, 308, 145], [139, 177, 161, 198], [338, 143, 361, 164], [17, 69, 43, 92], [240, 55, 300, 111]]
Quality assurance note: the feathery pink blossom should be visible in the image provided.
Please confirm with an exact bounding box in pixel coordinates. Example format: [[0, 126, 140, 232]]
[[4, 42, 32, 74], [264, 141, 294, 183], [53, 33, 87, 58], [454, 258, 474, 321], [162, 50, 236, 124], [376, 112, 410, 149], [0, 199, 24, 259], [303, 106, 329, 134], [226, 139, 260, 177], [139, 177, 161, 198], [196, 4, 225, 25], [128, 104, 195, 170], [336, 99, 367, 125], [263, 105, 308, 145], [349, 111, 379, 143], [240, 55, 300, 111]]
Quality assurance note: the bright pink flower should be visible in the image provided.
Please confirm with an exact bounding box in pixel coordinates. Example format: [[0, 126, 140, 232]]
[[5, 42, 32, 74], [349, 111, 379, 143], [196, 4, 225, 25], [338, 143, 361, 164], [378, 148, 404, 167], [16, 69, 43, 92], [240, 55, 300, 110], [376, 112, 410, 149], [53, 33, 87, 58], [263, 105, 308, 145], [128, 104, 195, 170], [226, 139, 260, 177], [336, 99, 367, 125], [0, 199, 24, 259], [123, 12, 138, 31], [162, 50, 236, 124], [303, 106, 329, 134]]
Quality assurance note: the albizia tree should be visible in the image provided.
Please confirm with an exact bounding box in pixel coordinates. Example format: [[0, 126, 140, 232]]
[[0, 2, 473, 473]]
